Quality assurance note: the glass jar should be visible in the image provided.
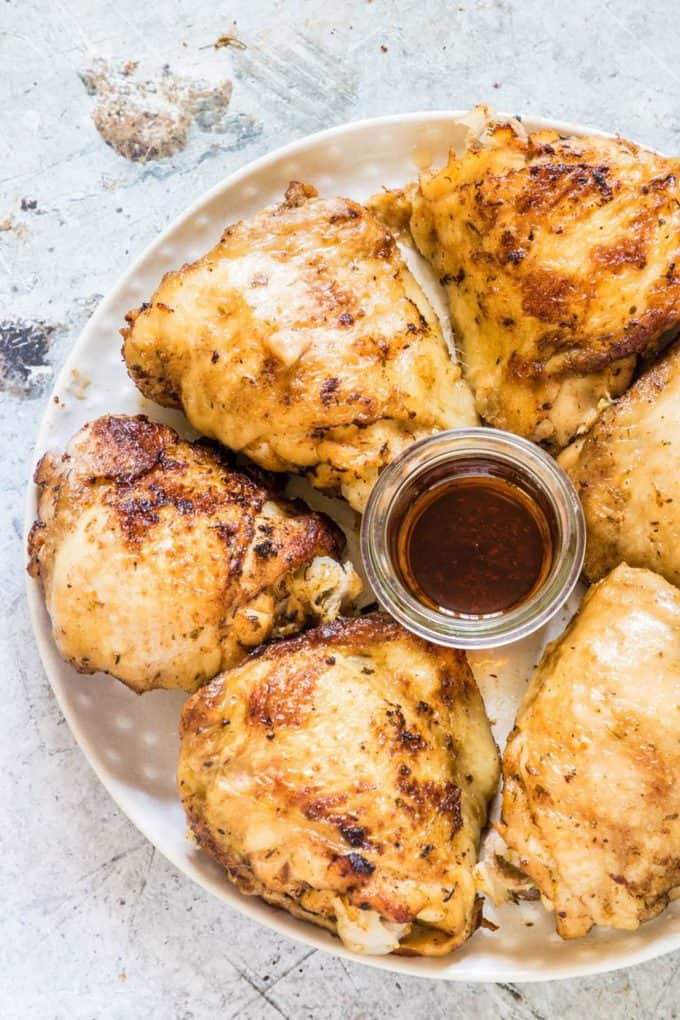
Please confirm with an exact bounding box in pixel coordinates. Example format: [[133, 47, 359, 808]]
[[360, 428, 585, 649]]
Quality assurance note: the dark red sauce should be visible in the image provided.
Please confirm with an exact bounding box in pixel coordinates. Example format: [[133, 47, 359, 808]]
[[395, 473, 553, 616]]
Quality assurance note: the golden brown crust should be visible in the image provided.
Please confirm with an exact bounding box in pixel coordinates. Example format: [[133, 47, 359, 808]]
[[282, 180, 319, 207], [407, 118, 680, 447], [78, 415, 168, 482], [28, 415, 354, 693], [247, 610, 404, 660], [499, 564, 680, 938], [121, 183, 477, 512], [246, 659, 322, 730], [560, 342, 680, 584], [178, 613, 500, 957]]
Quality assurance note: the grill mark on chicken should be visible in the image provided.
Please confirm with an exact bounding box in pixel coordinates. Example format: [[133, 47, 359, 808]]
[[438, 660, 473, 705], [114, 479, 245, 543], [253, 538, 278, 559], [384, 702, 428, 753], [178, 613, 499, 956], [334, 852, 375, 878], [247, 662, 321, 729], [406, 114, 680, 448], [28, 414, 353, 693], [88, 415, 167, 482], [516, 162, 615, 215], [298, 794, 373, 849], [521, 269, 580, 323], [590, 235, 649, 272], [302, 793, 348, 820], [397, 775, 463, 832], [248, 612, 405, 660], [320, 377, 340, 405], [338, 824, 370, 848], [122, 184, 476, 512]]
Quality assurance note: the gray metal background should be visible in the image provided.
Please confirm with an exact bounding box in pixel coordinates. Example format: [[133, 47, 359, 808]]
[[2, 1, 679, 1016]]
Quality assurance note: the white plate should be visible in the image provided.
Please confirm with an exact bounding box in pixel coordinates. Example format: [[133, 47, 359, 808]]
[[25, 111, 680, 981]]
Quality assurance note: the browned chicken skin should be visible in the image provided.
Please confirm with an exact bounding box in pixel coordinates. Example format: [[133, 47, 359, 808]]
[[403, 113, 680, 448], [122, 182, 477, 512], [560, 341, 680, 584], [499, 564, 680, 938], [178, 614, 499, 956], [28, 415, 360, 693]]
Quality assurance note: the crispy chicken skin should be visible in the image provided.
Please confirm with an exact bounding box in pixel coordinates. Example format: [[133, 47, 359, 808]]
[[121, 182, 477, 513], [498, 564, 680, 938], [28, 415, 360, 694], [404, 114, 680, 447], [560, 342, 680, 584], [178, 614, 500, 956]]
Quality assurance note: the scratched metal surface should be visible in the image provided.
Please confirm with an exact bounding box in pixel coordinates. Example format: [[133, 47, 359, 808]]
[[3, 1, 680, 1017]]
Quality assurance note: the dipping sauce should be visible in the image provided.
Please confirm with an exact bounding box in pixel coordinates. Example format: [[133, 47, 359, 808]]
[[395, 472, 554, 616]]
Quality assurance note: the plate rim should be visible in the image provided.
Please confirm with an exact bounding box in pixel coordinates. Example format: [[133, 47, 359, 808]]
[[24, 108, 678, 983]]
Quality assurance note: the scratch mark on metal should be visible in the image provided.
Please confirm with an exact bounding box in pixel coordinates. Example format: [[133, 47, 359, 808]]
[[235, 31, 357, 130]]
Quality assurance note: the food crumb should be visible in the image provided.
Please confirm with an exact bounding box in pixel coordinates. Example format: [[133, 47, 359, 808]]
[[214, 34, 247, 51], [67, 367, 91, 400], [80, 57, 232, 163]]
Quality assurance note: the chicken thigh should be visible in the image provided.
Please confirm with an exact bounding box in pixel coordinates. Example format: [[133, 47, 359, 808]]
[[122, 182, 477, 512], [28, 415, 360, 693], [559, 342, 680, 584], [499, 564, 680, 938], [404, 112, 680, 447], [178, 613, 499, 956]]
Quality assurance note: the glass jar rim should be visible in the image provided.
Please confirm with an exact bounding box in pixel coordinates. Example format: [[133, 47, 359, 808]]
[[360, 427, 585, 650]]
